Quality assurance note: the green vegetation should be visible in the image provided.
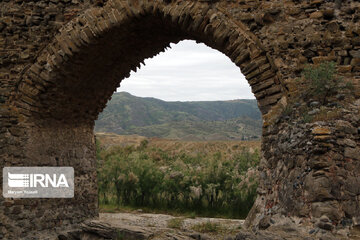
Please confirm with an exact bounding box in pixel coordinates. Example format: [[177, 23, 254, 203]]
[[167, 218, 184, 229], [95, 92, 261, 140], [192, 221, 221, 233], [303, 61, 354, 105], [97, 138, 259, 219], [301, 113, 313, 123], [281, 61, 355, 124], [116, 231, 124, 240]]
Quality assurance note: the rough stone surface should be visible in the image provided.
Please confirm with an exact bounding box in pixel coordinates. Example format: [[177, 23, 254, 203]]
[[34, 212, 358, 240], [0, 0, 360, 239]]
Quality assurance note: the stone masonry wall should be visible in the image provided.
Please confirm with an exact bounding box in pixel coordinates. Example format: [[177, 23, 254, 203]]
[[0, 0, 359, 238]]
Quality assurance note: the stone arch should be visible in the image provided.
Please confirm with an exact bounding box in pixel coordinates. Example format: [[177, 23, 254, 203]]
[[1, 0, 360, 238], [5, 1, 288, 235], [12, 0, 285, 125]]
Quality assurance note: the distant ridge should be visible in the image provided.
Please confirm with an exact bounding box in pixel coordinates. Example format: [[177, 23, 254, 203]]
[[95, 92, 262, 140]]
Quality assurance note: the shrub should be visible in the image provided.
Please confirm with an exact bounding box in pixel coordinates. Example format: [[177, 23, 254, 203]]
[[302, 61, 353, 105]]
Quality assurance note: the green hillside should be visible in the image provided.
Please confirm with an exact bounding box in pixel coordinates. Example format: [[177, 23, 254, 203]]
[[95, 92, 262, 140]]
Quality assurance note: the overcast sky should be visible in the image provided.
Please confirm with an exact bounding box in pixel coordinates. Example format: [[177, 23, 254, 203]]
[[118, 40, 254, 101]]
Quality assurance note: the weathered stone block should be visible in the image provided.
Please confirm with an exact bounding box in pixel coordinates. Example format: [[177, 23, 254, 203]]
[[311, 201, 342, 221], [344, 147, 360, 160], [351, 58, 360, 67], [338, 65, 353, 73], [310, 11, 323, 19], [305, 176, 333, 202], [335, 120, 357, 134], [312, 127, 331, 135]]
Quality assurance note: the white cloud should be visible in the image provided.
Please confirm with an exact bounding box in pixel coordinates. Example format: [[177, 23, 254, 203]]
[[117, 40, 254, 101]]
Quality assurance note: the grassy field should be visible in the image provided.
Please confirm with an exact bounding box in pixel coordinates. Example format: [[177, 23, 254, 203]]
[[96, 133, 260, 219], [96, 132, 261, 154]]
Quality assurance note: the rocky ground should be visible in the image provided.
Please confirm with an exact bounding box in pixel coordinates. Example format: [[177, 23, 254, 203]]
[[52, 212, 360, 240], [98, 212, 243, 239]]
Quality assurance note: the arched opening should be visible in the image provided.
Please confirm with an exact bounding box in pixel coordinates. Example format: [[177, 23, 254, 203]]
[[95, 39, 261, 139], [95, 40, 262, 225], [9, 0, 284, 235]]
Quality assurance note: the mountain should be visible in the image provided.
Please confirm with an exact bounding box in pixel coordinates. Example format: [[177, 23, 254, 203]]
[[95, 92, 262, 140]]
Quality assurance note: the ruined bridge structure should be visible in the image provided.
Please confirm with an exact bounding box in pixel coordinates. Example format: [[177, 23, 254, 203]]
[[0, 0, 359, 238]]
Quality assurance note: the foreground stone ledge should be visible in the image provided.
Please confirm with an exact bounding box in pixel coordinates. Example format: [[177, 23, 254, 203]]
[[36, 216, 360, 240]]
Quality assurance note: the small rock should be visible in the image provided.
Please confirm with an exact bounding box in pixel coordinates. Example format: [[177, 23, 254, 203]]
[[310, 101, 320, 107], [337, 65, 352, 73], [322, 9, 334, 19], [337, 139, 356, 147], [327, 22, 339, 32], [313, 170, 326, 177], [308, 109, 320, 115], [304, 49, 316, 58], [336, 94, 345, 100], [259, 215, 271, 230], [320, 215, 330, 222], [20, 52, 30, 60], [345, 7, 356, 14], [190, 233, 202, 240], [340, 218, 353, 227], [353, 217, 360, 226], [335, 120, 357, 134], [336, 228, 350, 238], [312, 127, 331, 135], [351, 57, 360, 66], [309, 229, 316, 234], [345, 147, 360, 160], [316, 221, 334, 230], [327, 102, 338, 107], [26, 16, 33, 26], [310, 0, 323, 6], [310, 11, 323, 19], [57, 234, 67, 240], [349, 50, 360, 58]]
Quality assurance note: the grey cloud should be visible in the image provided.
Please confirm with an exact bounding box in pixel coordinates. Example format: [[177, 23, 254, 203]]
[[118, 40, 255, 101]]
